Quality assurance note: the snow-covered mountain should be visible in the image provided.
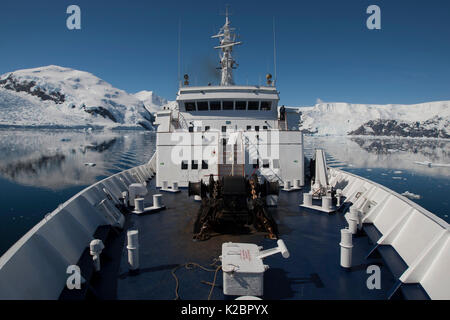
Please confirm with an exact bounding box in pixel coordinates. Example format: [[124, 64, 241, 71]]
[[0, 65, 155, 130], [298, 101, 449, 138], [134, 90, 168, 113]]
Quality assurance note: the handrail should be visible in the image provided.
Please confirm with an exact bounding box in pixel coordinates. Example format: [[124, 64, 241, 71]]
[[330, 167, 449, 230]]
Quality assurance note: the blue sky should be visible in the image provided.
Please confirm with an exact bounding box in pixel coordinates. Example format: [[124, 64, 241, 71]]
[[1, 0, 449, 106]]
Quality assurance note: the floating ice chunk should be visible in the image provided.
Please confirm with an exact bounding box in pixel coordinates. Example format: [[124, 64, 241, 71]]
[[84, 162, 96, 167], [393, 170, 402, 174], [392, 177, 402, 180], [401, 191, 421, 200]]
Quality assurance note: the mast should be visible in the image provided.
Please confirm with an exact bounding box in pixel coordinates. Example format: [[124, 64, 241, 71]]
[[212, 8, 242, 86]]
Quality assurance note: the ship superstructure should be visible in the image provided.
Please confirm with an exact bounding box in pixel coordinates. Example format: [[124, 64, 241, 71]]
[[154, 13, 304, 192]]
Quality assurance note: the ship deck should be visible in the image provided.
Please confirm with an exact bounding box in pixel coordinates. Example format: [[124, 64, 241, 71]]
[[84, 178, 397, 300]]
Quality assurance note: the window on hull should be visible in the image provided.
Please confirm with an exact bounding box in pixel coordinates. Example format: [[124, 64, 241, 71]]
[[181, 161, 188, 170], [192, 160, 198, 170], [202, 160, 208, 169]]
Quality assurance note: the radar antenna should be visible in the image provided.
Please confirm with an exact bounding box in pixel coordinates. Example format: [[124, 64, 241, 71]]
[[212, 7, 242, 86]]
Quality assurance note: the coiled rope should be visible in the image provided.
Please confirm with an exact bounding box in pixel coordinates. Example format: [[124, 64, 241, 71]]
[[171, 259, 222, 300]]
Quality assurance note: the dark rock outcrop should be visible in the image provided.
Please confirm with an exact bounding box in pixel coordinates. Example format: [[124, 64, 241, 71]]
[[0, 74, 65, 104], [348, 118, 449, 138], [83, 106, 117, 122]]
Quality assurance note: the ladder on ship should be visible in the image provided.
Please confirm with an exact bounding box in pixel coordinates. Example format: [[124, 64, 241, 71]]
[[218, 136, 244, 176]]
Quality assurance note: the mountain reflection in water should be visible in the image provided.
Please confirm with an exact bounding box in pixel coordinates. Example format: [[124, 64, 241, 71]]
[[0, 130, 155, 189]]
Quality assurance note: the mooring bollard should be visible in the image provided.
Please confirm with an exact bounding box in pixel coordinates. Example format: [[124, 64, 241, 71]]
[[303, 192, 312, 206], [322, 196, 332, 211], [348, 207, 360, 234], [134, 198, 144, 214], [153, 194, 163, 208], [127, 230, 139, 271], [284, 180, 291, 190], [340, 228, 353, 268], [335, 189, 342, 207]]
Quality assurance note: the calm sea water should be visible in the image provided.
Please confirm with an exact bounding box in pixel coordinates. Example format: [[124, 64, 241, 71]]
[[0, 129, 448, 256]]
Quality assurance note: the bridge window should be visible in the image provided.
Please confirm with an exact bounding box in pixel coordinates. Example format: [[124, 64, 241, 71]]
[[223, 101, 234, 110], [204, 126, 210, 131], [185, 101, 196, 111], [261, 101, 271, 111], [248, 101, 259, 110], [263, 125, 268, 130], [210, 101, 221, 110], [181, 160, 188, 170], [246, 125, 251, 130], [222, 126, 227, 132], [236, 101, 246, 110], [255, 126, 260, 132], [202, 160, 208, 169], [263, 159, 270, 168], [197, 101, 208, 111], [192, 160, 198, 170], [252, 159, 259, 169]]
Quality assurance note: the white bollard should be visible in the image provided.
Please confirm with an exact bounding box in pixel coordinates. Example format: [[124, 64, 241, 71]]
[[153, 194, 163, 208], [90, 239, 105, 272], [303, 192, 312, 206], [348, 207, 360, 234], [127, 230, 139, 271], [134, 198, 144, 214], [122, 191, 129, 207], [348, 219, 358, 234], [293, 179, 300, 189], [335, 189, 342, 207], [322, 196, 332, 211], [162, 181, 168, 190], [172, 182, 179, 192], [340, 229, 353, 268], [284, 180, 291, 190]]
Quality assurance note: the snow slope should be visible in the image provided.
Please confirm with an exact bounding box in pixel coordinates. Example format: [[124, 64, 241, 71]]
[[0, 65, 154, 130], [298, 101, 450, 138], [134, 90, 168, 113]]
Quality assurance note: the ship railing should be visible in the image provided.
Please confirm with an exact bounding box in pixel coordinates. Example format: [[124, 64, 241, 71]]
[[0, 154, 157, 299], [329, 167, 450, 300]]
